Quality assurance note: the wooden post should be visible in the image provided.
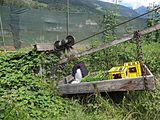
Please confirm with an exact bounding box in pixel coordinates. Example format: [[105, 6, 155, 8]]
[[0, 15, 6, 51], [66, 0, 69, 36]]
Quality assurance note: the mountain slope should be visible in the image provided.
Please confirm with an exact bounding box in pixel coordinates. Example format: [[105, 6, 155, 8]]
[[37, 0, 139, 17], [135, 6, 148, 14]]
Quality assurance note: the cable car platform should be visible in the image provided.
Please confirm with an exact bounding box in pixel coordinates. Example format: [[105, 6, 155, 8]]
[[57, 65, 155, 96]]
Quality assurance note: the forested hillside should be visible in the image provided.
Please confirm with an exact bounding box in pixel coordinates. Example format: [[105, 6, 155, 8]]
[[37, 0, 139, 16]]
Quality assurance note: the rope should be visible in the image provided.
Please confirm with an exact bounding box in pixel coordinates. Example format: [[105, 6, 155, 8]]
[[133, 31, 148, 90], [75, 6, 160, 44]]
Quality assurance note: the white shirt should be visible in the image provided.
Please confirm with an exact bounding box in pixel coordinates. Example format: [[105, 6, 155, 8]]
[[71, 69, 82, 84]]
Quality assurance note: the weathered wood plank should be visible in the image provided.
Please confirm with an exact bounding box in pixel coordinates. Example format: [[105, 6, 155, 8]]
[[58, 75, 74, 85], [59, 24, 160, 64], [33, 43, 55, 51], [57, 65, 155, 95], [58, 77, 154, 95]]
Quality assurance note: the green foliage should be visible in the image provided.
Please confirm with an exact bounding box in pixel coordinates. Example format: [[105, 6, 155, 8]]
[[147, 5, 160, 42], [100, 10, 118, 40], [101, 10, 118, 28], [0, 50, 73, 120], [82, 70, 109, 82], [121, 88, 160, 120]]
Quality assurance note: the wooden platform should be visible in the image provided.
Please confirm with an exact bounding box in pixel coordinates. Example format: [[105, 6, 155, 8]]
[[57, 65, 155, 95]]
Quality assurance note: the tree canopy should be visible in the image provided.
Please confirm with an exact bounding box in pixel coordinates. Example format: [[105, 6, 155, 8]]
[[0, 0, 48, 9]]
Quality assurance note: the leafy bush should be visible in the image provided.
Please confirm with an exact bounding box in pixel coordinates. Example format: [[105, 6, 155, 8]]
[[0, 51, 73, 119]]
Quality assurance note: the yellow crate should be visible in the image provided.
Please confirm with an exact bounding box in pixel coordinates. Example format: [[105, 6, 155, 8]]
[[108, 66, 127, 80], [124, 61, 142, 78]]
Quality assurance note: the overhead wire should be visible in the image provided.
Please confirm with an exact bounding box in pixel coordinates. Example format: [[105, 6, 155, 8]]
[[74, 6, 160, 44]]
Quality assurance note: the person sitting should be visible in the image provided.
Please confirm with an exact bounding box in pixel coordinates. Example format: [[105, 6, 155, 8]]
[[71, 63, 88, 84]]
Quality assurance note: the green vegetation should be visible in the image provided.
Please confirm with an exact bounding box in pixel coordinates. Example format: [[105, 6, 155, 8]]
[[0, 40, 160, 120], [0, 50, 74, 119], [82, 70, 109, 82], [146, 5, 160, 42]]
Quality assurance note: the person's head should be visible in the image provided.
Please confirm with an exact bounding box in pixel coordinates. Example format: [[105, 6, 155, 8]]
[[77, 64, 81, 69], [72, 63, 88, 78]]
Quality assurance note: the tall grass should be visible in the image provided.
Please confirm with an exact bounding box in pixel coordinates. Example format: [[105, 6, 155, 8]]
[[60, 80, 160, 120]]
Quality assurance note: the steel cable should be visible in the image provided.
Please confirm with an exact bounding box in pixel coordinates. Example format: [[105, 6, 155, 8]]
[[74, 6, 160, 44]]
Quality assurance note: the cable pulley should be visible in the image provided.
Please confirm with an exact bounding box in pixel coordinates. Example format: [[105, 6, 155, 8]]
[[54, 35, 75, 52]]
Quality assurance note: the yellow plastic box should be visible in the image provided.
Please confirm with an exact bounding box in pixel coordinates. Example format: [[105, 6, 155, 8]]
[[108, 66, 127, 80], [124, 61, 142, 78]]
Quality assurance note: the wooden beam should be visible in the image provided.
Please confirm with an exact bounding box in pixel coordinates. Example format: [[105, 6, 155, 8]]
[[58, 75, 155, 95], [59, 24, 160, 64], [33, 43, 55, 51]]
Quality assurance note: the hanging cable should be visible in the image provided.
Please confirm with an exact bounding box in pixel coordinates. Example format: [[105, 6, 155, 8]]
[[74, 6, 160, 44]]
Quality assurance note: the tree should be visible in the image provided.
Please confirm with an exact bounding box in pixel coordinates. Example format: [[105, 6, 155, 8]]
[[147, 3, 160, 42], [97, 10, 119, 69], [100, 10, 118, 42]]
